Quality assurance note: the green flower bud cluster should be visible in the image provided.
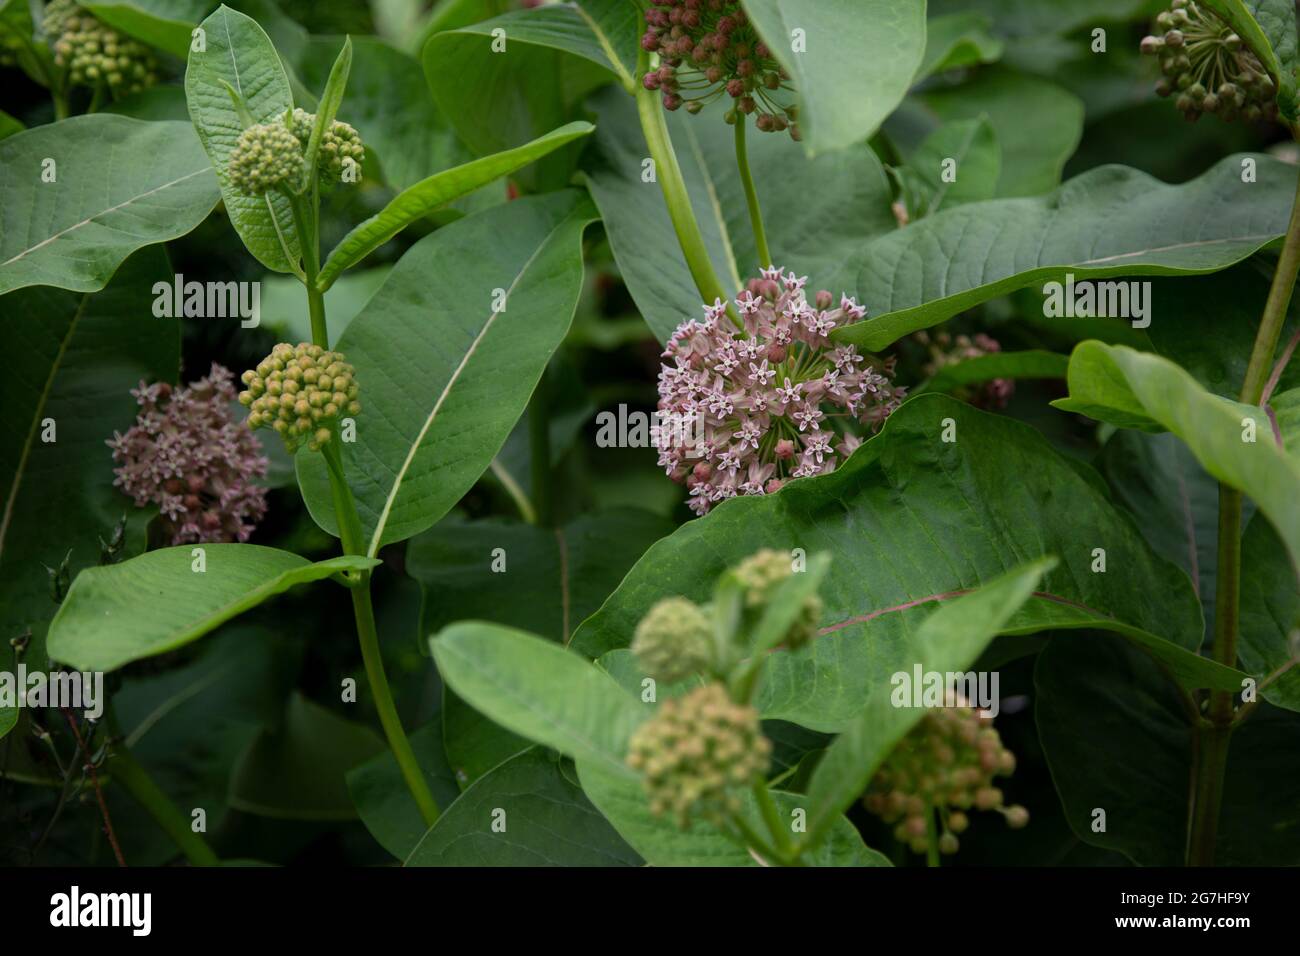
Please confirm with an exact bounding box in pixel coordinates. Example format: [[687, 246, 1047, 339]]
[[44, 0, 159, 97], [631, 596, 714, 684], [238, 342, 361, 453], [626, 683, 771, 828], [287, 108, 365, 182], [1140, 0, 1278, 123], [863, 698, 1028, 857], [227, 121, 304, 194], [732, 548, 822, 650]]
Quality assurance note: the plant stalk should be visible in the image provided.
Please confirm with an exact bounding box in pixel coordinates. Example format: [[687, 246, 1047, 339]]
[[289, 194, 440, 828], [752, 780, 794, 858], [1187, 142, 1300, 866], [734, 115, 771, 269], [106, 712, 219, 866], [636, 44, 736, 323]]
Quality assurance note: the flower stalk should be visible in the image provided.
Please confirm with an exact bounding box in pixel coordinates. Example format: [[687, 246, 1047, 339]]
[[734, 114, 771, 268]]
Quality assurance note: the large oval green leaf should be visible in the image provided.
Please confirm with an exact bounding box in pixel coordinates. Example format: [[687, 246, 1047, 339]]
[[46, 545, 378, 671], [0, 247, 178, 684], [0, 116, 219, 294], [405, 747, 641, 866], [837, 155, 1298, 351], [429, 621, 647, 778], [1054, 342, 1300, 579], [739, 0, 926, 155], [571, 395, 1246, 730], [184, 3, 300, 273], [296, 190, 597, 552]]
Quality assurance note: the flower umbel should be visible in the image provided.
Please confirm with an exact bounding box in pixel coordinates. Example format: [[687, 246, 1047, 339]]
[[228, 121, 304, 194], [239, 343, 361, 453], [631, 596, 714, 684], [915, 330, 1014, 410], [107, 364, 269, 546], [626, 682, 771, 828], [45, 0, 159, 97], [863, 695, 1028, 857], [1140, 0, 1278, 123], [641, 0, 799, 138], [732, 548, 822, 650], [287, 107, 366, 183], [658, 267, 905, 515]]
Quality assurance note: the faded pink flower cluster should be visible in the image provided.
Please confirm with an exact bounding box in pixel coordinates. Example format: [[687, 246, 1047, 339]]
[[916, 330, 1015, 410], [657, 267, 906, 515], [108, 364, 269, 545]]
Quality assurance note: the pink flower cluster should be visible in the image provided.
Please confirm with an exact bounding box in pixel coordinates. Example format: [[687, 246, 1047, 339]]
[[108, 364, 269, 545], [916, 330, 1015, 410], [657, 267, 906, 515]]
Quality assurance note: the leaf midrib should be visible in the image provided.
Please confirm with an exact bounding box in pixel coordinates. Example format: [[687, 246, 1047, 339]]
[[365, 211, 574, 556]]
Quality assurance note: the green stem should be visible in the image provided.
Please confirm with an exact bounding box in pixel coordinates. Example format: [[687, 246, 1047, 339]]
[[925, 805, 940, 868], [752, 780, 794, 858], [528, 363, 553, 527], [636, 44, 737, 324], [1240, 137, 1300, 406], [734, 114, 771, 269], [107, 714, 219, 866], [1186, 137, 1300, 866], [287, 192, 440, 829]]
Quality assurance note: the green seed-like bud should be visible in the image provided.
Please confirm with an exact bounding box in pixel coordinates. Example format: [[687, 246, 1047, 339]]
[[240, 342, 360, 453], [631, 596, 713, 683], [228, 122, 304, 195]]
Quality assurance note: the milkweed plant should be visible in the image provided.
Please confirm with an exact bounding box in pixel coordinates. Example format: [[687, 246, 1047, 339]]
[[0, 0, 1297, 873]]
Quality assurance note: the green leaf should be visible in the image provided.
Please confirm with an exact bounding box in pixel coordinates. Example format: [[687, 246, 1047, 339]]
[[573, 0, 639, 91], [739, 0, 926, 155], [916, 349, 1068, 395], [838, 155, 1298, 351], [347, 718, 461, 860], [0, 247, 179, 672], [1239, 515, 1300, 712], [407, 509, 675, 645], [893, 117, 1001, 218], [0, 109, 24, 140], [422, 5, 616, 188], [904, 68, 1083, 198], [1098, 430, 1228, 642], [0, 116, 219, 294], [317, 121, 594, 289], [577, 758, 890, 867], [296, 191, 596, 551], [300, 35, 352, 181], [429, 621, 647, 778], [84, 0, 209, 58], [801, 561, 1051, 848], [1037, 632, 1300, 865], [408, 508, 673, 786], [46, 545, 379, 672], [184, 3, 300, 273], [572, 395, 1246, 731], [1054, 342, 1300, 578], [580, 87, 895, 342], [229, 692, 384, 821], [916, 12, 1003, 79], [405, 747, 642, 866]]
